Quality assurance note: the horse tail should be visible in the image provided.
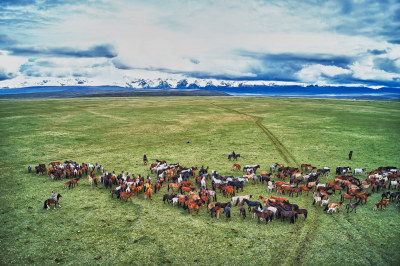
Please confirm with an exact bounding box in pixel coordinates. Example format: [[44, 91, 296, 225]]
[[324, 204, 328, 212], [43, 200, 47, 209]]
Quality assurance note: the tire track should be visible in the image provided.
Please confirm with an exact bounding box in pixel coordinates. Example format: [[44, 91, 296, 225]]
[[329, 211, 388, 265], [211, 102, 316, 265], [212, 102, 388, 265], [211, 103, 298, 166]]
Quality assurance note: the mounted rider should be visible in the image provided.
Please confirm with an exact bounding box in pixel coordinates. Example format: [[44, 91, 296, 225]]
[[50, 190, 57, 201]]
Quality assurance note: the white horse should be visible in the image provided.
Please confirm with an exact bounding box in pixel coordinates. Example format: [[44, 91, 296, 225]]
[[88, 163, 95, 170], [389, 180, 398, 189], [88, 175, 93, 187], [264, 205, 278, 217], [237, 176, 249, 183], [172, 197, 179, 206], [267, 181, 275, 193], [321, 198, 330, 207], [353, 168, 366, 175], [212, 176, 223, 184], [201, 176, 207, 188]]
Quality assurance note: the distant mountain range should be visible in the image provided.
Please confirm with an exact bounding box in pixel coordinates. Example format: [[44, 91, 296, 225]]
[[0, 77, 399, 100]]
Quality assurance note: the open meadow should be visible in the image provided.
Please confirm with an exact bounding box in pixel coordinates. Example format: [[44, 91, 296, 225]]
[[0, 97, 399, 265]]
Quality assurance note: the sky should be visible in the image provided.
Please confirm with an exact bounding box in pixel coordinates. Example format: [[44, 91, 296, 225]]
[[0, 0, 399, 89]]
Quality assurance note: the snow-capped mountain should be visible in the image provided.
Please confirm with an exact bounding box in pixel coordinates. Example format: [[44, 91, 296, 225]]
[[0, 76, 313, 90]]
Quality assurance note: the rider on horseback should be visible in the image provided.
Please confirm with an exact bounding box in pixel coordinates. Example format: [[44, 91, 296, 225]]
[[50, 190, 57, 201]]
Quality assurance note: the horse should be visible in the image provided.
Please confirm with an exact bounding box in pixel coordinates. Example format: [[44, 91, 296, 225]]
[[239, 205, 246, 219], [168, 183, 181, 192], [294, 209, 308, 221], [111, 189, 121, 198], [242, 198, 262, 212], [154, 182, 162, 193], [341, 193, 355, 202], [120, 192, 134, 201], [210, 206, 222, 218], [390, 191, 400, 202], [144, 188, 153, 200], [43, 194, 62, 210], [232, 163, 241, 171], [251, 208, 273, 224], [356, 192, 371, 204], [215, 201, 231, 213], [389, 180, 399, 190], [88, 175, 93, 187], [324, 202, 344, 214], [231, 195, 253, 206], [320, 198, 330, 207], [373, 199, 390, 211], [201, 176, 207, 189], [353, 168, 366, 175], [279, 210, 295, 224], [267, 181, 275, 193], [228, 153, 240, 161], [381, 191, 391, 200], [346, 200, 361, 213], [163, 193, 176, 204]]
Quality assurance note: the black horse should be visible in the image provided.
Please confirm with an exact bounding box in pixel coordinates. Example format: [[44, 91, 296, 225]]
[[239, 205, 246, 219], [215, 201, 231, 213], [243, 199, 262, 211], [163, 193, 176, 204], [346, 200, 361, 213], [228, 153, 241, 161], [43, 194, 62, 210]]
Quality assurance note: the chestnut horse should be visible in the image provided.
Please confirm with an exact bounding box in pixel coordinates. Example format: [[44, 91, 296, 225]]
[[232, 164, 241, 171]]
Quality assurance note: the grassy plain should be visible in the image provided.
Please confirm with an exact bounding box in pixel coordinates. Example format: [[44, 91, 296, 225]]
[[0, 97, 399, 265]]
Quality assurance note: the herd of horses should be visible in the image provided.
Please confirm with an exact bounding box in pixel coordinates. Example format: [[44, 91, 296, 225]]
[[37, 159, 400, 224]]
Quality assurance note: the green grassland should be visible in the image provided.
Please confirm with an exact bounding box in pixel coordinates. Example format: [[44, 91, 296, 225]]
[[0, 97, 399, 265]]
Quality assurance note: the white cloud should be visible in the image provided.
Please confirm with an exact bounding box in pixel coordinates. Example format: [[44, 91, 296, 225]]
[[350, 61, 400, 81], [297, 64, 352, 83], [0, 0, 399, 87]]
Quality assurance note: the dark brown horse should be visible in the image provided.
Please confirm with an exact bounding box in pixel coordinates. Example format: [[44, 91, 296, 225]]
[[43, 194, 62, 210]]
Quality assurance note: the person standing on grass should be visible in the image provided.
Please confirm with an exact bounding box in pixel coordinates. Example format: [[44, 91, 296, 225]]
[[349, 150, 353, 160]]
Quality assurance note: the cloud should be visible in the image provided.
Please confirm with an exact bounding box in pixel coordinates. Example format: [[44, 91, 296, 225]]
[[368, 49, 387, 55], [297, 64, 352, 83], [373, 58, 400, 74], [9, 44, 117, 58], [0, 0, 400, 88], [0, 67, 17, 81], [0, 34, 17, 46]]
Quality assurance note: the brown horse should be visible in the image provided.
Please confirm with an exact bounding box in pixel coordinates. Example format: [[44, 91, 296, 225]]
[[270, 195, 289, 203], [168, 183, 181, 192], [341, 193, 355, 202], [120, 192, 134, 201], [181, 181, 194, 187], [210, 206, 222, 218], [43, 194, 62, 210], [232, 164, 241, 171], [144, 188, 153, 200], [373, 199, 390, 210]]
